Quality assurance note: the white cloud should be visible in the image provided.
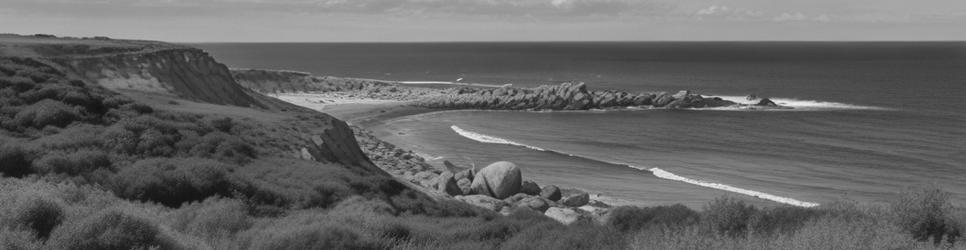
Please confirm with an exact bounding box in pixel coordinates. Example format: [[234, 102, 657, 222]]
[[694, 5, 764, 20]]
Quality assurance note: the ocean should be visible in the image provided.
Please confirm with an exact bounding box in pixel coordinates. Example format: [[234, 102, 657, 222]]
[[194, 42, 966, 208]]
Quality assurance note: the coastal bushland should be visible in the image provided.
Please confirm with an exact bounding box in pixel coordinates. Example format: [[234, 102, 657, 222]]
[[2, 57, 965, 249]]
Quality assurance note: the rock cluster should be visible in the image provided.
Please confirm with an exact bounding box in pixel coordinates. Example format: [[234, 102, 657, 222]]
[[352, 125, 612, 225], [448, 161, 611, 225], [415, 82, 748, 110]]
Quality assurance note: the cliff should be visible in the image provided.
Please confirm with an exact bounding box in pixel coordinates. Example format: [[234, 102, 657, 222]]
[[1, 34, 263, 108]]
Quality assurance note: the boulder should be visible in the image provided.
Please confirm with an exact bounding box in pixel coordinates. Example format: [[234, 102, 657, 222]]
[[544, 207, 591, 225], [521, 180, 541, 196], [652, 92, 674, 107], [671, 90, 690, 99], [504, 193, 531, 204], [756, 98, 778, 107], [521, 196, 551, 212], [470, 161, 522, 199], [540, 185, 562, 201], [457, 178, 472, 195], [561, 191, 590, 207], [454, 168, 473, 181], [456, 195, 508, 212], [437, 171, 462, 196], [414, 171, 439, 188], [442, 160, 460, 172]]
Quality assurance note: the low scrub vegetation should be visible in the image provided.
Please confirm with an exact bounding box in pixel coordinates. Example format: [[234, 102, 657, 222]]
[[2, 57, 964, 249]]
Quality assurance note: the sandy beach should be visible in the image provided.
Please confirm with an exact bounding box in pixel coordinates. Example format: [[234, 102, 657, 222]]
[[269, 93, 434, 128]]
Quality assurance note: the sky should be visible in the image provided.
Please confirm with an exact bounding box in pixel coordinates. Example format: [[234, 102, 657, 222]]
[[1, 0, 964, 42]]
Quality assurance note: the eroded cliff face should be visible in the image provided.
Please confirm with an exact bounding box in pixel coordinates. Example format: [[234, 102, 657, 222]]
[[49, 48, 264, 108]]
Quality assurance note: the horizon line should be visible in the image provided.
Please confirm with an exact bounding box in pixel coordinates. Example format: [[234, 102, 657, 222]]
[[181, 40, 966, 44]]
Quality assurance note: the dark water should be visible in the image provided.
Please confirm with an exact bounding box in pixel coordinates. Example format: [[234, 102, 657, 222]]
[[194, 42, 966, 207]]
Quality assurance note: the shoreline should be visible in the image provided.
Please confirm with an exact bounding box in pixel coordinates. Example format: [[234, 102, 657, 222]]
[[267, 91, 799, 209]]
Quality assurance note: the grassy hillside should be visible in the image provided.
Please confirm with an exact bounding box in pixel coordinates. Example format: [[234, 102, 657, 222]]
[[1, 35, 963, 249]]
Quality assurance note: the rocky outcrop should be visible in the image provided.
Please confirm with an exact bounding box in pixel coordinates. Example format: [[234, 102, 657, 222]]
[[303, 119, 384, 174], [415, 82, 761, 110], [470, 161, 523, 199]]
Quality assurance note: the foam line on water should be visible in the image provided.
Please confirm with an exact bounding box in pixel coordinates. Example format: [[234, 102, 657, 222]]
[[645, 167, 819, 207], [450, 125, 820, 208], [711, 96, 891, 111], [451, 125, 549, 152]]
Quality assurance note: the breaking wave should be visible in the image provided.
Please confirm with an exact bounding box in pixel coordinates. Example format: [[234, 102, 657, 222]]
[[709, 96, 891, 111], [450, 125, 820, 207]]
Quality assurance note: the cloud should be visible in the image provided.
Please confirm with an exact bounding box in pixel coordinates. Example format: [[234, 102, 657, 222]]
[[694, 5, 764, 20], [1, 0, 669, 19], [695, 5, 836, 23], [772, 12, 832, 22]]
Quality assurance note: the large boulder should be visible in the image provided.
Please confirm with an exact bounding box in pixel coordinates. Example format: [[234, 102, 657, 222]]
[[437, 171, 462, 196], [521, 180, 541, 196], [561, 191, 590, 207], [540, 185, 562, 201], [456, 195, 508, 212], [544, 207, 591, 225], [470, 161, 522, 199]]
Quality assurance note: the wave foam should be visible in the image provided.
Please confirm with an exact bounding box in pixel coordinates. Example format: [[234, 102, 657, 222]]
[[646, 167, 819, 207], [711, 96, 890, 111], [451, 125, 549, 152], [450, 125, 820, 207]]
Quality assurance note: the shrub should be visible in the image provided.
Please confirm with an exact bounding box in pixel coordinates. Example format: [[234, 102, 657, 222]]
[[0, 228, 42, 250], [170, 198, 252, 238], [208, 117, 233, 132], [892, 186, 962, 244], [12, 197, 65, 239], [607, 204, 700, 233], [252, 225, 378, 250], [13, 99, 81, 128], [703, 197, 758, 237], [135, 128, 178, 157], [0, 145, 33, 177], [112, 158, 236, 207], [502, 220, 626, 250], [748, 206, 829, 235], [47, 210, 180, 250], [32, 150, 112, 176], [121, 103, 154, 114], [100, 95, 133, 109], [102, 125, 139, 154], [183, 132, 255, 164]]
